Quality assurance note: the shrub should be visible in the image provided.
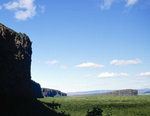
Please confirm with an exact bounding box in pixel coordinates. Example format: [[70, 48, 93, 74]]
[[86, 106, 103, 116]]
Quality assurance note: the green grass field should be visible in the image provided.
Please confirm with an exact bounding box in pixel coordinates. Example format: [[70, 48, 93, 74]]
[[38, 95, 150, 116]]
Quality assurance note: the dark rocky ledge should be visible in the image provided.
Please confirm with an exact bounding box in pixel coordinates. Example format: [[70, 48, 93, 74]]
[[42, 88, 67, 97]]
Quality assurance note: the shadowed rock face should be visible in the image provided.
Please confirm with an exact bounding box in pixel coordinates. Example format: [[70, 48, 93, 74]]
[[0, 23, 33, 97], [42, 88, 67, 97], [31, 80, 43, 98], [0, 23, 69, 116]]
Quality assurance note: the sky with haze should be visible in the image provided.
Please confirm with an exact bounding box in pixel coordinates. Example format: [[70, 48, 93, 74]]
[[0, 0, 150, 92]]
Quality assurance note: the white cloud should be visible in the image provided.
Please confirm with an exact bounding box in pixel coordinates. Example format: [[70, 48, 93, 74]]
[[4, 0, 36, 20], [75, 62, 104, 68], [126, 0, 138, 7], [110, 59, 142, 66], [45, 60, 67, 69], [138, 72, 150, 77], [98, 72, 129, 78], [100, 0, 139, 10], [100, 0, 114, 10], [4, 2, 19, 9], [46, 60, 58, 65]]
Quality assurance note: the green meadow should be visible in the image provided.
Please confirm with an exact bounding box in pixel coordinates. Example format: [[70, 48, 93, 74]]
[[39, 95, 150, 116]]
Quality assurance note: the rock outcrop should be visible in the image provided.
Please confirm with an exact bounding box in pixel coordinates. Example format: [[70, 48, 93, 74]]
[[0, 23, 33, 97], [42, 88, 67, 97], [70, 89, 138, 97], [97, 89, 138, 96], [0, 23, 44, 98], [0, 23, 68, 116], [31, 80, 43, 98]]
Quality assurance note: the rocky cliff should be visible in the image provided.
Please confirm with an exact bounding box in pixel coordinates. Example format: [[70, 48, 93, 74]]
[[97, 89, 138, 96], [0, 23, 33, 97], [0, 23, 68, 116], [108, 89, 138, 96], [0, 23, 44, 98], [70, 89, 138, 97], [31, 80, 43, 98], [42, 88, 67, 97]]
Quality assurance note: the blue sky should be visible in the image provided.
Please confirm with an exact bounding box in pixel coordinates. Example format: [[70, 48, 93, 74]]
[[0, 0, 150, 92]]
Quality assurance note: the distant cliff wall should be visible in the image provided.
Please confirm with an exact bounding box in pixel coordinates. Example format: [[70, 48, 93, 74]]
[[100, 89, 138, 96], [70, 89, 138, 97], [42, 88, 67, 97]]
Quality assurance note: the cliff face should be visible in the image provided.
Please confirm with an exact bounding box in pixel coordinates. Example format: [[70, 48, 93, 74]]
[[31, 80, 43, 98], [0, 23, 33, 97], [100, 89, 138, 96], [42, 88, 67, 97], [0, 23, 68, 116]]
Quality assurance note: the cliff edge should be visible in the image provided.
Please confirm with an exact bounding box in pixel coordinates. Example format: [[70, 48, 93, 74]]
[[0, 23, 33, 97], [0, 23, 68, 116], [42, 88, 67, 97]]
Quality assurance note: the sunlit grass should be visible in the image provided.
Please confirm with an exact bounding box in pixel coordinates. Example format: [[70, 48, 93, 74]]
[[39, 95, 150, 116]]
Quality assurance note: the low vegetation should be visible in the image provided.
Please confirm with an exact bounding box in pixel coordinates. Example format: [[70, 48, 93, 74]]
[[39, 95, 150, 116]]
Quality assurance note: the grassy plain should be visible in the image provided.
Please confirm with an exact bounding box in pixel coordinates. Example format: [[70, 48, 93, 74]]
[[39, 95, 150, 116]]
